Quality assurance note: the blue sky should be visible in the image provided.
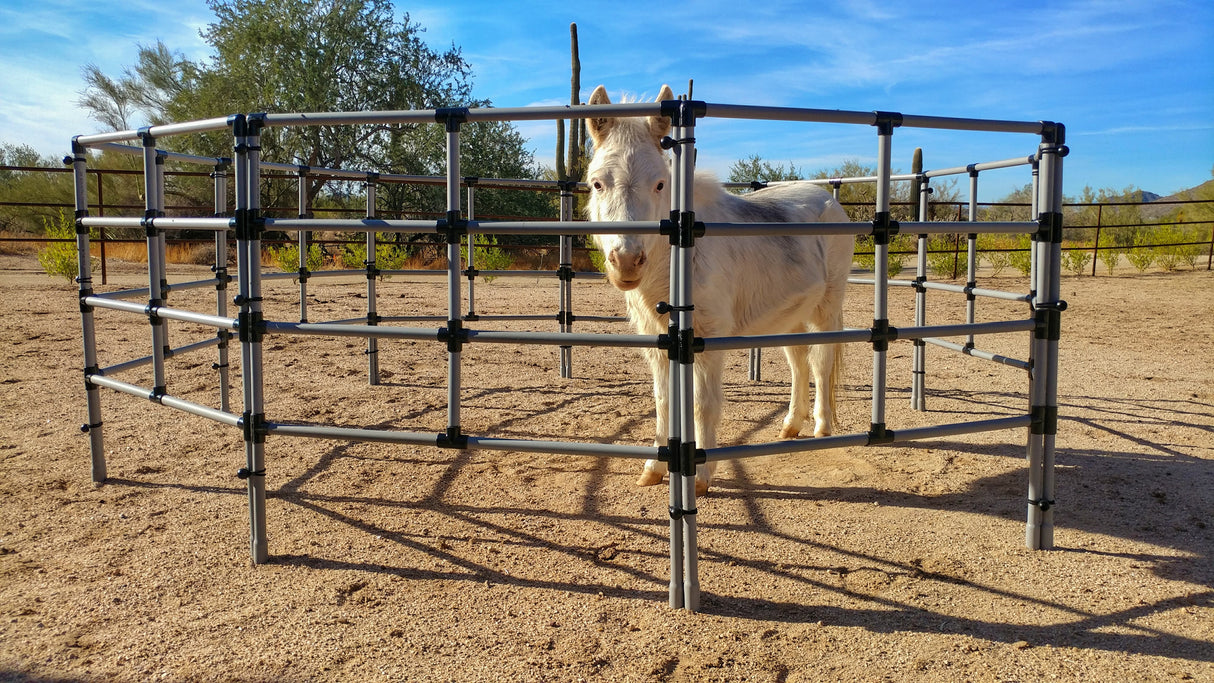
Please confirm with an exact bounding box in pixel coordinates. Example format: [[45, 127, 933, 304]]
[[2, 0, 1211, 202]]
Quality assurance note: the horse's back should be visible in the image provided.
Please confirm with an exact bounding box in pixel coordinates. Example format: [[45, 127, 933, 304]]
[[697, 178, 853, 281]]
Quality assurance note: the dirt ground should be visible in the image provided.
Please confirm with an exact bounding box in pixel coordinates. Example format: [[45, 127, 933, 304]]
[[0, 252, 1210, 682]]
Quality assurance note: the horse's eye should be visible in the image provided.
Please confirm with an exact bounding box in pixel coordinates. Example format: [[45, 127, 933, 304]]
[[592, 179, 603, 191], [655, 181, 665, 192]]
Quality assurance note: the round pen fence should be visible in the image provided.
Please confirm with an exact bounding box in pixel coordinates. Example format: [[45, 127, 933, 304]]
[[71, 99, 1066, 612]]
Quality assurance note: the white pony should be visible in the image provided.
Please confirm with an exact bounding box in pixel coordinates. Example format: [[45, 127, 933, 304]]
[[586, 84, 854, 495]]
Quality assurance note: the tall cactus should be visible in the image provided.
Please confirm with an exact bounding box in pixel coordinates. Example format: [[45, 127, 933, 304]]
[[557, 23, 586, 184]]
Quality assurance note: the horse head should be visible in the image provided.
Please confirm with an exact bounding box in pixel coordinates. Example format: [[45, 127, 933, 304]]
[[585, 84, 675, 291]]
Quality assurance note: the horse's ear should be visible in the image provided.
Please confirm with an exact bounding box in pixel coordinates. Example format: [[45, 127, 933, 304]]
[[587, 85, 614, 147], [647, 85, 675, 143]]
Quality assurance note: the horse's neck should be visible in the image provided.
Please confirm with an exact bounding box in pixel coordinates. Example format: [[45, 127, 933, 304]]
[[689, 173, 734, 222]]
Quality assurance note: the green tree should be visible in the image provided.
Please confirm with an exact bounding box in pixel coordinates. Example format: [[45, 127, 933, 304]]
[[809, 159, 960, 222], [77, 0, 543, 215], [728, 154, 804, 184], [0, 143, 69, 234]]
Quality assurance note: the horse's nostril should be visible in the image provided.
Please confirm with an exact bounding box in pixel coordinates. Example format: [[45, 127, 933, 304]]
[[637, 252, 647, 267]]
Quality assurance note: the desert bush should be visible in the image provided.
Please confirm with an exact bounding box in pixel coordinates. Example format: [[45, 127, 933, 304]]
[[1125, 232, 1156, 272], [977, 234, 1015, 275], [37, 211, 96, 281], [926, 235, 967, 278], [341, 234, 410, 273], [462, 235, 515, 282], [587, 244, 606, 273], [1153, 225, 1204, 271], [1098, 246, 1122, 274], [1061, 247, 1092, 276], [1009, 233, 1034, 276], [268, 242, 325, 274], [853, 234, 908, 277]]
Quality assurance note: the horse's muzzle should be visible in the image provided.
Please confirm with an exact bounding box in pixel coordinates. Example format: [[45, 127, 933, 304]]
[[606, 248, 647, 290]]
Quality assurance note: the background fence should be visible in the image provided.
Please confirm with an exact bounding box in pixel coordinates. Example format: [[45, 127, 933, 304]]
[[3, 164, 1212, 283]]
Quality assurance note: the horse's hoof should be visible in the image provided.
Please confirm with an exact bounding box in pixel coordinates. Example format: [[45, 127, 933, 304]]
[[779, 424, 803, 439], [695, 479, 709, 497], [637, 470, 664, 487]]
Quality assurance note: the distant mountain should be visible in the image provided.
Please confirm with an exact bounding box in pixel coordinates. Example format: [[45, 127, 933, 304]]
[[1138, 179, 1213, 222]]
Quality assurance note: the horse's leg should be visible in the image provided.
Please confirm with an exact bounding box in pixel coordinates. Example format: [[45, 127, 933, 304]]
[[780, 338, 812, 439], [809, 342, 838, 437], [808, 301, 845, 438], [638, 346, 668, 487], [692, 350, 725, 495]]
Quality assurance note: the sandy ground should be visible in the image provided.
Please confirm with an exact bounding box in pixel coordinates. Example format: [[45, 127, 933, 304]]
[[0, 253, 1211, 682]]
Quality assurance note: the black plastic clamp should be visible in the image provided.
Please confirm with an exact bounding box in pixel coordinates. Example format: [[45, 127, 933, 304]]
[[1031, 404, 1059, 436], [1033, 300, 1067, 341], [239, 410, 266, 444], [669, 505, 699, 520], [1028, 497, 1055, 512], [1035, 211, 1064, 244], [872, 111, 904, 136], [435, 107, 469, 132], [871, 211, 901, 245], [660, 323, 703, 364], [659, 98, 706, 128], [232, 208, 264, 241], [1039, 121, 1066, 146], [868, 423, 895, 445], [238, 309, 265, 343], [438, 210, 468, 244], [236, 467, 266, 480], [870, 318, 898, 352], [660, 135, 696, 150], [437, 426, 468, 449], [655, 301, 693, 316], [660, 210, 704, 248], [438, 319, 468, 354]]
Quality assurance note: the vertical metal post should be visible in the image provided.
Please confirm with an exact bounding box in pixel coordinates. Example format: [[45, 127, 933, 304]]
[[95, 170, 108, 285], [442, 112, 465, 446], [1091, 204, 1103, 276], [72, 140, 106, 482], [465, 181, 477, 319], [1026, 124, 1065, 551], [365, 176, 380, 385], [212, 161, 232, 413], [1030, 158, 1040, 286], [233, 114, 268, 564], [966, 169, 979, 349], [911, 176, 928, 411], [140, 132, 169, 398], [297, 167, 310, 323], [557, 182, 574, 378], [667, 101, 700, 612], [872, 114, 898, 435]]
